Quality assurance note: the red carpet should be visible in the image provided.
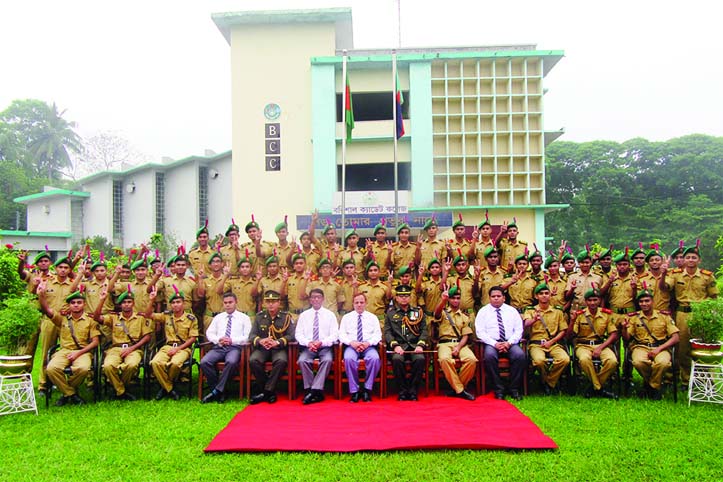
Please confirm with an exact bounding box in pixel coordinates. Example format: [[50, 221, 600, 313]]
[[205, 394, 557, 453]]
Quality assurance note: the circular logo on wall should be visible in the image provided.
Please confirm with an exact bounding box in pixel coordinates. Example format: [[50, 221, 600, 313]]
[[264, 103, 281, 120]]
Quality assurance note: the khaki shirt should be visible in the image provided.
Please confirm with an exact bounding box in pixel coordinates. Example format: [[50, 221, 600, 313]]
[[126, 279, 152, 313], [671, 268, 719, 305], [44, 275, 73, 313], [307, 278, 344, 314], [357, 281, 389, 317], [83, 278, 115, 314], [368, 242, 392, 279], [626, 310, 678, 345], [201, 275, 225, 315], [151, 312, 199, 345], [50, 312, 101, 350], [498, 238, 528, 270], [299, 247, 322, 275], [188, 247, 213, 276], [479, 267, 506, 306], [572, 308, 616, 342], [472, 238, 495, 270], [392, 241, 416, 274], [158, 275, 196, 312], [340, 247, 366, 278], [419, 239, 445, 272], [507, 273, 538, 310], [566, 271, 603, 312], [286, 274, 310, 313], [447, 273, 476, 312], [273, 242, 294, 270], [448, 238, 472, 260], [546, 276, 567, 308], [523, 306, 567, 341], [220, 244, 243, 275], [419, 277, 444, 313], [607, 274, 635, 312], [241, 240, 274, 274], [259, 274, 285, 309], [223, 276, 256, 315], [100, 312, 152, 346], [434, 308, 473, 340], [643, 270, 674, 312], [339, 278, 355, 313]]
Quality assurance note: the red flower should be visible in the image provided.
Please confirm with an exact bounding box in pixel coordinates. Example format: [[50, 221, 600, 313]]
[[4, 244, 13, 249]]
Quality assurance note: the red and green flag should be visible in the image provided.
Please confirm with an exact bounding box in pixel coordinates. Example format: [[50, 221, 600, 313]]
[[345, 74, 354, 142], [395, 72, 405, 139]]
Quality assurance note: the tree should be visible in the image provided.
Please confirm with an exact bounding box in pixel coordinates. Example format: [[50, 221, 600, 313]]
[[64, 130, 149, 181]]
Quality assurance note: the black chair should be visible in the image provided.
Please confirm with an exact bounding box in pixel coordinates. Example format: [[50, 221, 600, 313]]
[[527, 340, 573, 395], [570, 339, 620, 397], [44, 344, 100, 408], [98, 342, 153, 400]]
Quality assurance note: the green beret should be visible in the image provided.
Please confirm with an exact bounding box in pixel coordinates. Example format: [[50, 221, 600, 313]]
[[478, 211, 491, 228], [483, 247, 498, 258], [291, 253, 306, 264], [33, 251, 51, 265], [544, 255, 558, 269], [344, 229, 358, 241], [448, 284, 460, 297], [365, 260, 379, 272], [53, 256, 71, 268], [427, 257, 441, 269], [341, 258, 355, 268], [373, 223, 386, 235], [645, 248, 664, 262], [682, 246, 700, 257], [196, 222, 209, 239], [274, 216, 288, 233], [117, 288, 134, 304], [166, 255, 177, 267], [237, 255, 253, 267], [507, 219, 518, 229], [322, 223, 335, 235], [584, 287, 602, 300], [175, 254, 189, 263], [560, 253, 575, 264], [631, 246, 646, 258], [453, 254, 467, 266], [598, 246, 613, 259], [130, 259, 147, 271], [576, 250, 591, 263], [395, 284, 413, 295], [225, 223, 240, 236], [168, 288, 185, 303], [613, 252, 630, 264], [317, 257, 332, 269], [422, 218, 438, 231], [635, 288, 654, 301], [90, 260, 107, 271], [528, 250, 543, 262], [514, 253, 528, 264], [245, 220, 260, 233], [263, 290, 281, 301], [397, 266, 411, 277], [670, 242, 685, 257], [396, 223, 410, 234], [65, 290, 85, 303], [208, 252, 223, 264], [265, 255, 279, 266], [452, 215, 465, 229], [533, 282, 549, 295]]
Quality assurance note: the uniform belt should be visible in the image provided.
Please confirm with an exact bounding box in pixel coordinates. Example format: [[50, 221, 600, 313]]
[[636, 341, 665, 348], [424, 310, 434, 316], [615, 307, 635, 314], [112, 343, 132, 348], [438, 338, 459, 343], [528, 340, 554, 345], [677, 306, 692, 313], [579, 340, 603, 346]]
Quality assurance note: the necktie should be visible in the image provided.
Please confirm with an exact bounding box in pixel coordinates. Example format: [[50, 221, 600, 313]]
[[224, 313, 233, 338], [312, 310, 320, 341], [496, 308, 506, 341], [356, 313, 364, 342]]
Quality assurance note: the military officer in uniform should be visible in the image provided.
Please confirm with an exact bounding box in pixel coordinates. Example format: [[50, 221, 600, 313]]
[[365, 221, 393, 280], [220, 220, 243, 275], [496, 218, 528, 272], [384, 285, 429, 400], [248, 290, 295, 404], [391, 222, 417, 276], [188, 220, 214, 276], [415, 217, 445, 273], [621, 288, 679, 400]]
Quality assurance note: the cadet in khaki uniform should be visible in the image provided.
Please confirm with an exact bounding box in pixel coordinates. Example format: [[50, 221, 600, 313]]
[[502, 254, 538, 312], [338, 259, 358, 316], [415, 218, 445, 274], [341, 228, 366, 278], [669, 241, 686, 269], [309, 209, 343, 258], [126, 259, 152, 314], [95, 287, 152, 400], [356, 261, 392, 321], [72, 258, 120, 339], [416, 257, 447, 317], [37, 256, 74, 391], [621, 289, 679, 400], [196, 252, 226, 332], [523, 283, 570, 394], [242, 216, 274, 275], [392, 223, 417, 276], [37, 285, 100, 406], [496, 218, 528, 272], [365, 222, 393, 280], [147, 287, 199, 400], [253, 254, 286, 311], [667, 244, 718, 382], [248, 290, 296, 404], [391, 266, 419, 307], [630, 244, 649, 278], [384, 285, 429, 400], [272, 216, 294, 271], [446, 253, 479, 314], [447, 215, 472, 260], [296, 232, 321, 276], [221, 256, 257, 317], [592, 245, 616, 284], [543, 255, 568, 309], [645, 246, 673, 312], [603, 249, 637, 318], [432, 286, 478, 400], [188, 221, 214, 276], [152, 255, 197, 313], [470, 211, 495, 270], [571, 287, 618, 399], [479, 247, 506, 306], [220, 221, 243, 275], [565, 251, 603, 313], [302, 258, 345, 317], [286, 253, 311, 321]]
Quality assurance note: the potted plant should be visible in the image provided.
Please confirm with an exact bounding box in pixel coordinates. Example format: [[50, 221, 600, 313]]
[[0, 293, 42, 375], [688, 298, 723, 364]]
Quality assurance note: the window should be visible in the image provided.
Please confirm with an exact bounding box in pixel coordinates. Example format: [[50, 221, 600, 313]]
[[155, 172, 165, 234], [198, 166, 208, 226], [337, 162, 411, 191], [112, 180, 123, 239], [336, 91, 410, 122]]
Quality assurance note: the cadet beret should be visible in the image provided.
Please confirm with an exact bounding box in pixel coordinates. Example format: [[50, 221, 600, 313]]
[[645, 246, 664, 262], [631, 244, 646, 259], [478, 209, 491, 229], [507, 217, 518, 229], [448, 284, 460, 297], [341, 258, 356, 268], [274, 215, 288, 233], [576, 249, 592, 263], [317, 257, 332, 269], [514, 253, 528, 264], [584, 287, 602, 299], [244, 215, 260, 233], [65, 290, 85, 303], [682, 244, 700, 257], [533, 282, 549, 295], [373, 221, 386, 234], [544, 255, 558, 269], [225, 219, 240, 236], [635, 288, 654, 301], [291, 253, 306, 264], [670, 240, 685, 258], [33, 251, 52, 265], [208, 252, 223, 264], [560, 252, 575, 264], [395, 284, 413, 295], [130, 259, 147, 271], [53, 256, 72, 268], [397, 266, 411, 277], [528, 250, 543, 262], [322, 223, 335, 235], [264, 290, 281, 301], [265, 255, 279, 266], [613, 250, 630, 264], [422, 217, 437, 231], [452, 253, 467, 265], [196, 219, 209, 238], [344, 228, 358, 241], [166, 255, 177, 267], [90, 259, 107, 271], [483, 246, 498, 258], [117, 285, 135, 304], [598, 245, 613, 259], [365, 260, 379, 272], [168, 285, 184, 303], [452, 214, 464, 229], [427, 257, 441, 269], [396, 222, 410, 234]]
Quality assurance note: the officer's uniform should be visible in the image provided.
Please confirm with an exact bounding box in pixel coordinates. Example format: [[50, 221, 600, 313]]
[[46, 312, 101, 397], [572, 307, 618, 390], [384, 301, 429, 398], [433, 308, 478, 394], [626, 310, 679, 390], [523, 305, 570, 389], [248, 309, 296, 396], [149, 312, 199, 394], [99, 311, 152, 396]]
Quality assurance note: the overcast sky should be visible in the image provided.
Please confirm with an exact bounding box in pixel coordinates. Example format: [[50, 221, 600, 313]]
[[1, 0, 721, 163]]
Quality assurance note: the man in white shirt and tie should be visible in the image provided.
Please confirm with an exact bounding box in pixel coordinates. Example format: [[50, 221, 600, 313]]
[[339, 293, 382, 402], [475, 285, 525, 400], [200, 292, 251, 403], [296, 288, 339, 404]]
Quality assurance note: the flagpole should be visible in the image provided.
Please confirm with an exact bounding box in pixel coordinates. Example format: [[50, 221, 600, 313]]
[[392, 50, 399, 237], [341, 50, 348, 238]]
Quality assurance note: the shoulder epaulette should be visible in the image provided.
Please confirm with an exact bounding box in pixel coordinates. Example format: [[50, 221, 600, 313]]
[[523, 306, 535, 311], [701, 269, 713, 276], [601, 308, 612, 314], [519, 240, 528, 245], [626, 312, 637, 317], [163, 310, 172, 315], [554, 305, 564, 311], [671, 268, 683, 273], [186, 313, 196, 320], [504, 273, 513, 279], [660, 310, 671, 316]]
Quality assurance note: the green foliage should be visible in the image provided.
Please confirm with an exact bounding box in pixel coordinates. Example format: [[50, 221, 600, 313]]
[[689, 298, 723, 343], [0, 243, 25, 303], [0, 292, 41, 354], [546, 135, 723, 272], [149, 232, 179, 261]]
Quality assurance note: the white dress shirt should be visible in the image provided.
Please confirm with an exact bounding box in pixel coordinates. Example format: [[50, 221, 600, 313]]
[[475, 303, 523, 345], [338, 310, 382, 346], [206, 310, 251, 345], [295, 307, 339, 347]]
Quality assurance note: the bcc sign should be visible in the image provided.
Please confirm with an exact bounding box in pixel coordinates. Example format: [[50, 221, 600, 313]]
[[265, 121, 281, 172]]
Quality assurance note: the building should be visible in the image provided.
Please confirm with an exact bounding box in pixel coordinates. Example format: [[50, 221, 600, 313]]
[[4, 6, 566, 258]]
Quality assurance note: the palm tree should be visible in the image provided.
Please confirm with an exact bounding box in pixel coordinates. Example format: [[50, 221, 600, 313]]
[[28, 102, 82, 180]]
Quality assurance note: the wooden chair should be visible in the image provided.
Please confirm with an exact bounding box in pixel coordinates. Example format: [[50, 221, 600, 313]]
[[433, 341, 482, 395], [380, 344, 433, 398], [245, 342, 297, 400], [479, 340, 529, 396], [196, 342, 246, 400], [291, 342, 340, 399], [337, 343, 385, 399]]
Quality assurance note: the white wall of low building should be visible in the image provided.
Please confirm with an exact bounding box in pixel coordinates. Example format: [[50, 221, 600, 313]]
[[79, 176, 114, 242], [122, 168, 156, 246], [207, 156, 233, 237], [164, 160, 199, 244], [26, 196, 71, 232]]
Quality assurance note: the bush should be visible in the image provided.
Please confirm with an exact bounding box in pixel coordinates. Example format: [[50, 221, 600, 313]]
[[0, 292, 41, 354], [689, 298, 723, 344], [0, 243, 25, 303]]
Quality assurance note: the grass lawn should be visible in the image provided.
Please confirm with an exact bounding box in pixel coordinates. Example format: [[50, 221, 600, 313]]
[[1, 361, 721, 481]]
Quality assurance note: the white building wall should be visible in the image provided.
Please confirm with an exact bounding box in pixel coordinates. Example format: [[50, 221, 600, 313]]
[[207, 156, 232, 238], [80, 177, 113, 242], [122, 169, 156, 247], [164, 160, 198, 244], [26, 196, 71, 232]]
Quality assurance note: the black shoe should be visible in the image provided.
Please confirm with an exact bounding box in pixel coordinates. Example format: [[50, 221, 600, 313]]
[[362, 390, 372, 402], [217, 392, 226, 404], [201, 391, 218, 404], [349, 392, 360, 403], [308, 390, 325, 404], [266, 392, 277, 404], [599, 389, 617, 400], [250, 393, 267, 405], [168, 389, 180, 401], [542, 383, 551, 396], [155, 389, 166, 401], [37, 388, 48, 397], [649, 388, 662, 401], [70, 394, 85, 405], [398, 390, 409, 401], [584, 387, 595, 399], [117, 392, 136, 401], [408, 391, 418, 401], [494, 391, 505, 400], [509, 390, 522, 401], [458, 390, 475, 401], [302, 391, 315, 405], [55, 396, 69, 406]]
